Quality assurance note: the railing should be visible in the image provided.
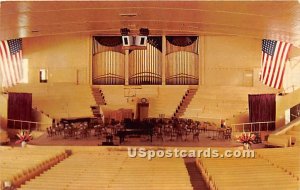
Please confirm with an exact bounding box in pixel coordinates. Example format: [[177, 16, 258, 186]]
[[231, 121, 275, 133], [7, 119, 51, 131]]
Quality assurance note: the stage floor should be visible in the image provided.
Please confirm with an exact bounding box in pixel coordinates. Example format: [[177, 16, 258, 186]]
[[26, 131, 265, 149]]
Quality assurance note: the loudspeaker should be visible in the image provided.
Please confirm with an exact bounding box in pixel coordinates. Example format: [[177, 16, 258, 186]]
[[122, 36, 133, 46], [135, 36, 147, 46]]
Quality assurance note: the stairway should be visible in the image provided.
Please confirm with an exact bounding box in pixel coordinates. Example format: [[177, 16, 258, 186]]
[[91, 88, 106, 120], [90, 105, 102, 118], [174, 88, 197, 118], [184, 158, 208, 190], [91, 87, 106, 105]]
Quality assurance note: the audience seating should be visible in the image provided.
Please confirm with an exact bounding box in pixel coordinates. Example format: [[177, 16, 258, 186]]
[[286, 124, 300, 146], [0, 147, 67, 189], [256, 148, 300, 180], [100, 86, 187, 118], [196, 149, 300, 190], [19, 150, 193, 190], [148, 87, 187, 118], [293, 125, 300, 131], [267, 134, 291, 147], [1, 146, 298, 190], [9, 84, 95, 119], [267, 124, 300, 147], [0, 129, 10, 144], [182, 86, 276, 121]]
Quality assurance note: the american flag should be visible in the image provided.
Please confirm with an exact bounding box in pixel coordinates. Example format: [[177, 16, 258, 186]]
[[260, 39, 291, 89], [0, 38, 23, 88]]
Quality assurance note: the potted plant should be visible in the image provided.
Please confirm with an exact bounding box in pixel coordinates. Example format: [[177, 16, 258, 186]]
[[236, 132, 256, 150], [15, 130, 33, 147]]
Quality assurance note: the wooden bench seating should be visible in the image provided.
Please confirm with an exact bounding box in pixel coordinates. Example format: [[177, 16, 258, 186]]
[[9, 84, 95, 119], [182, 86, 274, 120], [267, 123, 300, 147], [256, 148, 300, 180], [0, 130, 10, 144], [292, 125, 300, 131], [100, 86, 188, 118], [196, 150, 300, 190], [267, 134, 291, 147], [287, 130, 300, 136], [19, 151, 193, 190], [0, 147, 67, 190]]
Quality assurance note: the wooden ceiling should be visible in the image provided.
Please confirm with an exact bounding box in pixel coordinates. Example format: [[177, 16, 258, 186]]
[[1, 1, 300, 43]]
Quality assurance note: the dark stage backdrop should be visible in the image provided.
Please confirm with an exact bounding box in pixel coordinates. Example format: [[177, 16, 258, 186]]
[[248, 94, 276, 131], [8, 92, 32, 129]]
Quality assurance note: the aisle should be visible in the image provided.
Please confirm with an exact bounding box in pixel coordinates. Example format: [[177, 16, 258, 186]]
[[184, 158, 208, 190]]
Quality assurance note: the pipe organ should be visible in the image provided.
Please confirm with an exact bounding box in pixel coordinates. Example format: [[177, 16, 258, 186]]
[[92, 36, 199, 85]]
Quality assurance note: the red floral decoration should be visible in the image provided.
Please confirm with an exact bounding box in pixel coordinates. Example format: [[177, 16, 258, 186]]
[[236, 132, 256, 144], [15, 130, 33, 144]]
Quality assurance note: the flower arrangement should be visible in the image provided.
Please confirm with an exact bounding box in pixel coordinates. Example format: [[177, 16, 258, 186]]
[[236, 132, 256, 144], [15, 130, 33, 144]]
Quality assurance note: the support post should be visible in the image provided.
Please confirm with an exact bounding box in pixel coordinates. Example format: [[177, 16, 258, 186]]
[[125, 50, 129, 85], [162, 36, 166, 85]]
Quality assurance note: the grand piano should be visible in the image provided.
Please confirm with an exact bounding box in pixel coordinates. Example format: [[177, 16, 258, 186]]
[[116, 120, 154, 144]]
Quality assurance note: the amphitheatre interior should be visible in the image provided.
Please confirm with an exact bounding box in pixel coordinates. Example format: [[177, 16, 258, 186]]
[[0, 1, 300, 190]]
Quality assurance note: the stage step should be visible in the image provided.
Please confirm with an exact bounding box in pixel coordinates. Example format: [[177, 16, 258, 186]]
[[174, 88, 197, 118], [91, 87, 106, 105]]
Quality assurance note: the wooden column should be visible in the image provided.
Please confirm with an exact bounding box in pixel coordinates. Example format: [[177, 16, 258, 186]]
[[162, 36, 166, 85], [125, 50, 129, 85], [89, 35, 93, 85], [200, 36, 205, 85]]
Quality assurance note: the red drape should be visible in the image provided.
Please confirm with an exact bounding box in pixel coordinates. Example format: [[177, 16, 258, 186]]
[[248, 94, 276, 131], [7, 92, 32, 129]]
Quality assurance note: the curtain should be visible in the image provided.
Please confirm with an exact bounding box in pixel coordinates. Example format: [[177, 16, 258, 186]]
[[248, 94, 276, 131], [7, 92, 32, 129]]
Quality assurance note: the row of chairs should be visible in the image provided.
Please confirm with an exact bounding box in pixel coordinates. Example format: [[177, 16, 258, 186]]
[[19, 150, 193, 190], [256, 148, 300, 180], [154, 125, 232, 142], [196, 150, 299, 190], [47, 123, 92, 139], [0, 147, 68, 190]]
